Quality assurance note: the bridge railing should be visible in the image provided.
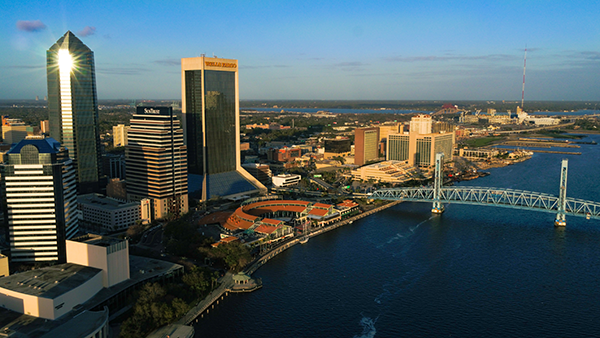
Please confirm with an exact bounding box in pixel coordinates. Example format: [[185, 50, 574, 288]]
[[371, 186, 600, 220]]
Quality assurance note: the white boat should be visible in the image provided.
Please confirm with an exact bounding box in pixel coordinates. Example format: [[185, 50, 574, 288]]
[[300, 220, 309, 244]]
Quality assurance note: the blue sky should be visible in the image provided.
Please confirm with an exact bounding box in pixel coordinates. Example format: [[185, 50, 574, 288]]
[[2, 0, 599, 101]]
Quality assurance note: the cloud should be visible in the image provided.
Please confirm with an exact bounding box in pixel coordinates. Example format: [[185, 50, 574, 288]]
[[330, 61, 369, 71], [78, 26, 96, 37], [579, 51, 600, 60], [16, 20, 46, 32], [154, 59, 179, 66]]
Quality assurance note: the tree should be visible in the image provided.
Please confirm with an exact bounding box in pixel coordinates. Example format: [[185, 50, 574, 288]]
[[182, 266, 211, 294], [202, 241, 252, 272]]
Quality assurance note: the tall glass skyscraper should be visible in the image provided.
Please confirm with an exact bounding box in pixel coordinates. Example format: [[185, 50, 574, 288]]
[[47, 31, 103, 194], [181, 57, 265, 201]]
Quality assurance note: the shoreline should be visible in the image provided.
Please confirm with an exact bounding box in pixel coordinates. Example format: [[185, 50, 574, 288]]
[[178, 200, 402, 326], [176, 156, 531, 326]]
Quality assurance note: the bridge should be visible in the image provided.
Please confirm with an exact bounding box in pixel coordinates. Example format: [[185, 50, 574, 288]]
[[370, 154, 600, 226]]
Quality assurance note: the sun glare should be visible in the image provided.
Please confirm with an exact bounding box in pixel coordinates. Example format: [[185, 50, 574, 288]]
[[58, 49, 73, 71]]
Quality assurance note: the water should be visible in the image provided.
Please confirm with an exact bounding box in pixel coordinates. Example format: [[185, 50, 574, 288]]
[[242, 107, 600, 116], [195, 134, 600, 337], [242, 107, 427, 115]]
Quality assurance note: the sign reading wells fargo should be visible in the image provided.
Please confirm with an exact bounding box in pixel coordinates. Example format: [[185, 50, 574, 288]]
[[204, 61, 237, 68]]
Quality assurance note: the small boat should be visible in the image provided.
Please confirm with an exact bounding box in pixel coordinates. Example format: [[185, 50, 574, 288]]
[[300, 220, 309, 244], [349, 221, 354, 224]]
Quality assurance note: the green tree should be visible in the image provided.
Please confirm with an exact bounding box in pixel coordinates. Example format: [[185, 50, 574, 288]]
[[202, 241, 252, 272], [182, 266, 211, 294]]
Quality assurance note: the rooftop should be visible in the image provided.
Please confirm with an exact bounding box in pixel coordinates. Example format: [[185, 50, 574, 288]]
[[0, 256, 184, 338], [7, 137, 62, 155], [78, 193, 140, 210], [70, 233, 124, 247], [0, 263, 102, 299]]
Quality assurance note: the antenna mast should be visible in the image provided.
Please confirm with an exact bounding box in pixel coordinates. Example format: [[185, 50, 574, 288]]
[[521, 47, 527, 109]]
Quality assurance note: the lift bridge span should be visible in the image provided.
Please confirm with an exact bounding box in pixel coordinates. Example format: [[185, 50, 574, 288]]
[[370, 154, 600, 226]]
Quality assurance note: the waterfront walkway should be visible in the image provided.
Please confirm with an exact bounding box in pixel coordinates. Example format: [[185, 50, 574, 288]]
[[177, 200, 402, 326], [177, 273, 234, 325]]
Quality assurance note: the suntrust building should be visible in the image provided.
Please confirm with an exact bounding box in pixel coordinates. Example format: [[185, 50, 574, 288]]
[[181, 57, 266, 201]]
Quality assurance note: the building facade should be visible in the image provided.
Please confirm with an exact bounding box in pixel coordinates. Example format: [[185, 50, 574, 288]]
[[272, 174, 301, 187], [324, 137, 352, 159], [354, 127, 380, 166], [267, 147, 302, 162], [1, 137, 79, 263], [47, 31, 103, 194], [242, 163, 272, 187], [126, 107, 188, 220], [2, 117, 35, 145], [387, 115, 455, 167], [181, 56, 265, 201], [387, 134, 410, 162], [78, 194, 141, 233], [102, 153, 126, 180], [113, 124, 130, 147]]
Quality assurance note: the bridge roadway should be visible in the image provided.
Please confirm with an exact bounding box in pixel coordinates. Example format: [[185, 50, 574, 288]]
[[370, 186, 600, 221]]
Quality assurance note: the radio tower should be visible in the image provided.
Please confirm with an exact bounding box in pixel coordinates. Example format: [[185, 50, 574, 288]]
[[521, 47, 527, 109]]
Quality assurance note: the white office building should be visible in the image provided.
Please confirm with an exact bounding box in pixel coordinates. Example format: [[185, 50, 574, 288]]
[[78, 194, 141, 233], [272, 174, 301, 187], [1, 137, 78, 263]]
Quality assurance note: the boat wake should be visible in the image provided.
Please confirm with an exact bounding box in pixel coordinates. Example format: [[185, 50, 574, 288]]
[[377, 215, 434, 249], [353, 314, 379, 338]]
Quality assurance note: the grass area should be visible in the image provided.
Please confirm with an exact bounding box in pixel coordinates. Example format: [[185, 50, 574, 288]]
[[461, 136, 505, 148], [531, 130, 585, 139]]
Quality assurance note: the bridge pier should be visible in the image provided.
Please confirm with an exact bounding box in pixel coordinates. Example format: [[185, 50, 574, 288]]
[[432, 153, 445, 214], [555, 158, 568, 227]]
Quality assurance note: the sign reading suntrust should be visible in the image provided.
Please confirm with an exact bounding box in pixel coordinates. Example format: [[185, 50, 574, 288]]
[[136, 106, 172, 116]]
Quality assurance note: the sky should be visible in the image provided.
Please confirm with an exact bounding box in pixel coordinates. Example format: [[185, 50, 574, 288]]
[[2, 0, 599, 101]]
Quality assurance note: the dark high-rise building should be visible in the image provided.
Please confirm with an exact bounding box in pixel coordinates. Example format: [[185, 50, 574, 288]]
[[181, 56, 266, 201], [1, 137, 78, 263], [47, 31, 103, 194], [324, 138, 352, 154]]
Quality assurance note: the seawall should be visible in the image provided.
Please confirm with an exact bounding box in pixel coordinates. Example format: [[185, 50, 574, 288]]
[[180, 200, 402, 325]]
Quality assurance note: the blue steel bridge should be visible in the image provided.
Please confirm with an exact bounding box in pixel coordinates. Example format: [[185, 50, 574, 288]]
[[369, 154, 600, 226]]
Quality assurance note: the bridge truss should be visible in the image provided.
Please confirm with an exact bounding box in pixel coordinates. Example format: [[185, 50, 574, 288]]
[[370, 154, 600, 225]]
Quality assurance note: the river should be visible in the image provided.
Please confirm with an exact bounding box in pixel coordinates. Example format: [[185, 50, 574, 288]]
[[195, 134, 600, 337]]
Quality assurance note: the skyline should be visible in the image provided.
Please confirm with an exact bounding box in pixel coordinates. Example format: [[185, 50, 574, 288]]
[[2, 0, 600, 101]]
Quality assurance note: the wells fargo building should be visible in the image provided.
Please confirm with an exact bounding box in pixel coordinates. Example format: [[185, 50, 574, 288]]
[[181, 57, 265, 201]]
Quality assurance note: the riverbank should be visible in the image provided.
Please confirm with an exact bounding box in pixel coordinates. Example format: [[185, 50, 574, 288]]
[[177, 200, 402, 326]]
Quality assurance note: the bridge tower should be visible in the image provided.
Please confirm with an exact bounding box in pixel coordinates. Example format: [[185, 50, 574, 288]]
[[555, 158, 568, 226], [432, 153, 445, 214]]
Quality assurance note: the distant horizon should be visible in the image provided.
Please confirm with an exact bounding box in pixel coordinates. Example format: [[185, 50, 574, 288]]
[[2, 98, 600, 104], [0, 98, 600, 104]]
